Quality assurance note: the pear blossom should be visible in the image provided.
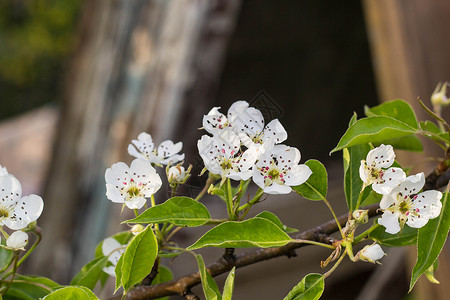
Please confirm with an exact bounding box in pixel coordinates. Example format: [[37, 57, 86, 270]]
[[197, 130, 259, 184], [105, 159, 162, 209], [167, 165, 191, 185], [252, 145, 312, 194], [101, 237, 126, 276], [359, 144, 405, 194], [6, 230, 28, 250], [202, 101, 249, 134], [378, 173, 442, 234], [128, 132, 184, 165], [0, 175, 44, 230], [357, 244, 386, 264], [233, 107, 287, 152]]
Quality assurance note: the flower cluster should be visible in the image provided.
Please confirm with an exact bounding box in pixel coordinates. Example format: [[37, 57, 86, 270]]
[[360, 145, 443, 234], [0, 164, 44, 250], [198, 101, 311, 194]]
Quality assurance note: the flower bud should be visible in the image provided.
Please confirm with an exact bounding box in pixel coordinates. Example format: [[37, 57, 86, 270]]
[[431, 82, 449, 107], [6, 231, 28, 250], [131, 224, 145, 235], [352, 209, 369, 224], [168, 166, 186, 183], [356, 244, 385, 264]]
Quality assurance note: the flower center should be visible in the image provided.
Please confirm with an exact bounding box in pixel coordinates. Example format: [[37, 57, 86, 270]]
[[0, 207, 9, 218], [398, 201, 410, 214], [268, 168, 280, 180], [127, 186, 140, 197]]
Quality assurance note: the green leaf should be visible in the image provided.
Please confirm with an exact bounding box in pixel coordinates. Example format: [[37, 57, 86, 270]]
[[70, 256, 109, 290], [42, 286, 98, 299], [409, 192, 450, 291], [292, 160, 327, 201], [3, 275, 59, 300], [0, 241, 14, 270], [187, 218, 293, 250], [283, 273, 324, 300], [150, 265, 173, 300], [255, 211, 298, 233], [119, 225, 158, 292], [95, 231, 132, 258], [364, 99, 418, 129], [343, 143, 372, 210], [196, 254, 222, 300], [222, 267, 236, 300], [424, 259, 440, 284], [369, 224, 418, 247], [124, 197, 211, 227], [373, 135, 423, 152], [331, 116, 416, 153], [360, 190, 382, 207], [114, 253, 124, 292]]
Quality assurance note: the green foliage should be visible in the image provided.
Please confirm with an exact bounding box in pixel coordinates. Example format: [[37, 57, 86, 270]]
[[3, 275, 59, 300], [125, 197, 211, 227], [369, 224, 417, 247], [70, 256, 109, 290], [283, 273, 324, 300], [42, 286, 98, 299], [187, 218, 293, 250], [196, 254, 222, 300], [364, 99, 418, 129], [410, 192, 450, 291], [222, 267, 236, 300], [343, 143, 372, 210], [292, 160, 327, 201], [255, 211, 298, 233], [115, 226, 158, 292], [0, 241, 14, 270]]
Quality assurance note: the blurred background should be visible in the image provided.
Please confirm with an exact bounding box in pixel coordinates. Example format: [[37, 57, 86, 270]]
[[0, 0, 449, 299]]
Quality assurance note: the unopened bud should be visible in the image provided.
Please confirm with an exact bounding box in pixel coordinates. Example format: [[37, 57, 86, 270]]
[[131, 224, 145, 235], [431, 82, 449, 107], [356, 244, 386, 264], [352, 209, 369, 224], [6, 231, 28, 250]]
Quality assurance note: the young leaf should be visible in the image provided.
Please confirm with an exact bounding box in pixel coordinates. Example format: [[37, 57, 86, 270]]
[[331, 116, 416, 153], [369, 224, 417, 247], [409, 192, 450, 291], [222, 267, 236, 300], [196, 254, 222, 300], [283, 273, 324, 300], [42, 286, 98, 299], [0, 242, 13, 270], [124, 197, 211, 227], [255, 211, 298, 233], [343, 143, 372, 210], [364, 99, 418, 129], [70, 256, 109, 290], [114, 253, 124, 292], [424, 259, 440, 284], [292, 160, 327, 201], [120, 225, 158, 292], [373, 135, 423, 152], [187, 218, 293, 250]]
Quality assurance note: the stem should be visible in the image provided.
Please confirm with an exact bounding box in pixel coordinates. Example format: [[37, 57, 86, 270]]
[[237, 188, 264, 213], [0, 227, 9, 239], [16, 227, 42, 268], [204, 218, 228, 225], [353, 223, 381, 244], [1, 254, 19, 296], [133, 209, 139, 217], [322, 198, 344, 238], [350, 185, 366, 220], [150, 195, 156, 207], [225, 178, 236, 220], [171, 184, 178, 198], [292, 239, 336, 250], [165, 227, 182, 242], [195, 177, 214, 201], [323, 248, 347, 279]]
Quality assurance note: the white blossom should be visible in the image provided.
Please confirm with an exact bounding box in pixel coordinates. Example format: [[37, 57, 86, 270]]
[[202, 101, 249, 134], [101, 237, 126, 276], [0, 164, 8, 176], [0, 175, 44, 230], [128, 132, 184, 165], [357, 244, 386, 264], [252, 145, 312, 194], [359, 144, 405, 194], [198, 130, 259, 184], [105, 159, 162, 209], [6, 230, 28, 250], [167, 165, 186, 184], [378, 173, 442, 234]]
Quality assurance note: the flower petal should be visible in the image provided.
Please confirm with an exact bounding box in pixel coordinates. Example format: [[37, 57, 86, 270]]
[[283, 164, 312, 186], [378, 211, 401, 234], [232, 107, 264, 138], [227, 100, 249, 124], [102, 237, 122, 256], [413, 190, 443, 219], [6, 231, 28, 250], [203, 107, 228, 134], [394, 173, 425, 196], [263, 119, 288, 144], [125, 196, 146, 209], [366, 144, 395, 168], [0, 175, 22, 207], [5, 195, 44, 230]]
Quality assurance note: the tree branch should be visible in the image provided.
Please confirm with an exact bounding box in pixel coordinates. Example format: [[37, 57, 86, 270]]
[[113, 161, 449, 300]]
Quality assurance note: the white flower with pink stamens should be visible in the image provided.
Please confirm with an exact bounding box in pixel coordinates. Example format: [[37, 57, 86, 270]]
[[359, 144, 405, 194], [252, 145, 312, 194], [378, 173, 442, 234], [198, 130, 258, 184], [105, 159, 162, 209], [128, 132, 184, 166], [202, 101, 251, 134]]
